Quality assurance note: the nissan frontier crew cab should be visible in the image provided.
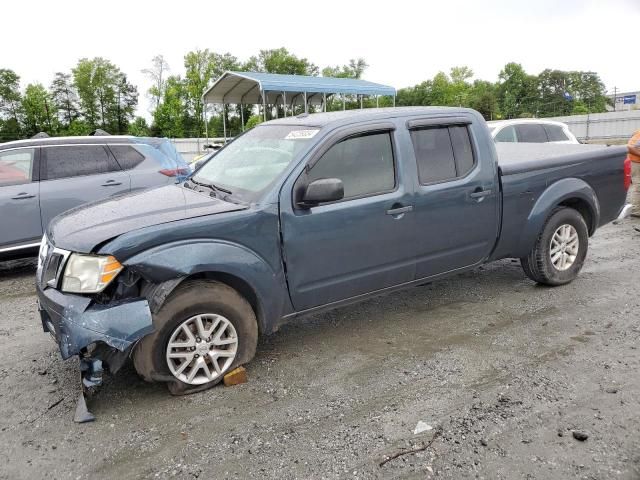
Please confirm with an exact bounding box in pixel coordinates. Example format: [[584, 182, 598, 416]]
[[36, 107, 631, 413]]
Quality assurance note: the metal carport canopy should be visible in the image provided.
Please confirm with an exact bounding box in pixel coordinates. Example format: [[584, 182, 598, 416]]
[[202, 71, 396, 105]]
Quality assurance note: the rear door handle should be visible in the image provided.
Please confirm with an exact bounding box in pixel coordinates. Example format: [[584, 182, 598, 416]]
[[386, 205, 414, 216], [469, 189, 492, 199], [11, 193, 36, 200], [101, 180, 123, 187]]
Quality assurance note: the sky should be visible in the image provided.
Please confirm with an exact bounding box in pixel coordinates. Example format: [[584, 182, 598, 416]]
[[1, 0, 638, 119]]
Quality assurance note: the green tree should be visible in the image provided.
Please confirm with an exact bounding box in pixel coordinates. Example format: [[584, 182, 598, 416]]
[[113, 74, 138, 134], [152, 75, 187, 138], [322, 58, 368, 78], [0, 69, 23, 140], [563, 70, 608, 115], [142, 55, 170, 112], [245, 115, 263, 129], [72, 57, 138, 133], [247, 48, 318, 75], [21, 83, 55, 137], [128, 116, 150, 136], [497, 62, 538, 118], [50, 72, 79, 130], [467, 80, 499, 120], [183, 49, 217, 137]]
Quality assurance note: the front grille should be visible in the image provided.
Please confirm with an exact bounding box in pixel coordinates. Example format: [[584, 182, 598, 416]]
[[38, 239, 70, 289], [43, 253, 63, 287]]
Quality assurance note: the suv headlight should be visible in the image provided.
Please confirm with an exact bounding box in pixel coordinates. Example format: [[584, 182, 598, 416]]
[[61, 254, 123, 294]]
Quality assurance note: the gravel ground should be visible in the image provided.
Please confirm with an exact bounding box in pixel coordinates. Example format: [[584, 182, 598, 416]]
[[0, 220, 639, 480]]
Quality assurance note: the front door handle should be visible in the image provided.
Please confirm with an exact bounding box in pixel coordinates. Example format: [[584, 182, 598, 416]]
[[101, 180, 123, 187], [386, 205, 414, 216], [11, 192, 36, 200], [469, 188, 492, 200]]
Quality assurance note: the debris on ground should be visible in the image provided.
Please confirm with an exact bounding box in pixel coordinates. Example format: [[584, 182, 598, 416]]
[[413, 420, 434, 434], [572, 431, 589, 441], [223, 366, 248, 386]]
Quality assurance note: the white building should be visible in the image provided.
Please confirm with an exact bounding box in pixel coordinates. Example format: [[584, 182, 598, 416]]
[[607, 90, 639, 111]]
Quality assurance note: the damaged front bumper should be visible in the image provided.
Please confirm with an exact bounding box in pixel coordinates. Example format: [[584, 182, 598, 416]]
[[37, 285, 154, 361], [37, 284, 154, 422]]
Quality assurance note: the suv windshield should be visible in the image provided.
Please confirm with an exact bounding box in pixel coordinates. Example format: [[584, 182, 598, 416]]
[[193, 125, 319, 202]]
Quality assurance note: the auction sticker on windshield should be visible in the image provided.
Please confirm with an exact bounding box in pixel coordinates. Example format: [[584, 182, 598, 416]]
[[285, 129, 318, 140]]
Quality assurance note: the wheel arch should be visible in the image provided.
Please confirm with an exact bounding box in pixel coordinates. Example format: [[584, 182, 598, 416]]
[[124, 239, 290, 335], [516, 177, 600, 257]]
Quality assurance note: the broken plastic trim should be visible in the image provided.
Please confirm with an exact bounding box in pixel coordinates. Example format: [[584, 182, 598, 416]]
[[74, 357, 103, 423], [39, 287, 154, 360]]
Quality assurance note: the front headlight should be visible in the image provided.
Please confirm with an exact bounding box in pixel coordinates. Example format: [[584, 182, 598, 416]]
[[61, 254, 123, 294]]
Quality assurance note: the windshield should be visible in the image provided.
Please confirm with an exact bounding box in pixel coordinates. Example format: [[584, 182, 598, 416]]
[[193, 125, 319, 201]]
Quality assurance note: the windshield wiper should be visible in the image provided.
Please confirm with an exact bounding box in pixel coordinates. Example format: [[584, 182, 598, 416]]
[[187, 178, 232, 195]]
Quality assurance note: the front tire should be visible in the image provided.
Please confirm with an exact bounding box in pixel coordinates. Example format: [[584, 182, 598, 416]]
[[520, 207, 589, 286], [133, 280, 258, 395]]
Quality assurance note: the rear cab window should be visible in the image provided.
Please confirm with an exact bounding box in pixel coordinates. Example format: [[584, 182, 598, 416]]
[[0, 148, 36, 186], [42, 145, 121, 180], [543, 124, 569, 142], [514, 124, 548, 143], [409, 123, 476, 184]]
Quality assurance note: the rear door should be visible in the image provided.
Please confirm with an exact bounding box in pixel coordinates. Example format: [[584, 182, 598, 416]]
[[408, 118, 499, 279], [0, 147, 42, 249], [39, 144, 130, 230]]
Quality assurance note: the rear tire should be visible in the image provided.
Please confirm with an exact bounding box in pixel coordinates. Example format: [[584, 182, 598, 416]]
[[133, 280, 258, 395], [520, 207, 588, 286]]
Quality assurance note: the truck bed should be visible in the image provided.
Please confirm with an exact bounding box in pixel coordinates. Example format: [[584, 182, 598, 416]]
[[491, 142, 628, 261], [496, 143, 625, 175]]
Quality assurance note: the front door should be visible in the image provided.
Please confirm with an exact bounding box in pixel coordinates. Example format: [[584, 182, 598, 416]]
[[38, 144, 130, 232], [0, 147, 42, 249], [280, 127, 416, 311]]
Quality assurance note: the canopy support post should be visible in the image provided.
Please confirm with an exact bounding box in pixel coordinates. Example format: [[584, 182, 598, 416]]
[[304, 92, 308, 113], [262, 91, 267, 122], [393, 95, 396, 107], [204, 101, 209, 144], [376, 95, 379, 108], [360, 95, 363, 109], [240, 103, 245, 132], [323, 93, 327, 112], [342, 94, 346, 110], [222, 103, 227, 142], [283, 91, 287, 117]]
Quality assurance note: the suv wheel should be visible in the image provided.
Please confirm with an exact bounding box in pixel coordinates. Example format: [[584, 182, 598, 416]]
[[133, 280, 258, 395], [520, 207, 588, 286]]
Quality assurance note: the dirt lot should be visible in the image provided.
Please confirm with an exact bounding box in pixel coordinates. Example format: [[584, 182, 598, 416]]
[[0, 220, 639, 480]]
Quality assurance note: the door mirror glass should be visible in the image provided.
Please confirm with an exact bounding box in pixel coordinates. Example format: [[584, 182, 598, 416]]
[[300, 178, 344, 207]]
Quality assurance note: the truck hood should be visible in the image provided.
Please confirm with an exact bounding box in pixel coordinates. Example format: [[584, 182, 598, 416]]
[[47, 185, 247, 252]]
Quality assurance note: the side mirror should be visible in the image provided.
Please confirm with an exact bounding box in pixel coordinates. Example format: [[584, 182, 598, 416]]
[[299, 178, 344, 208]]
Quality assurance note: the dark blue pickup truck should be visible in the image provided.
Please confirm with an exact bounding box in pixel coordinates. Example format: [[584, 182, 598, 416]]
[[36, 107, 631, 405]]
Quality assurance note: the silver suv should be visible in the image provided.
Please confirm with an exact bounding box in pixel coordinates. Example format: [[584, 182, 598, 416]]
[[0, 136, 190, 260]]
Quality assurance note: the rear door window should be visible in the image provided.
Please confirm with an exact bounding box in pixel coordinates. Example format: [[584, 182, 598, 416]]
[[410, 125, 476, 184], [449, 125, 475, 176], [109, 145, 146, 170], [43, 145, 121, 180], [543, 124, 569, 142], [514, 124, 548, 143], [0, 148, 35, 186]]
